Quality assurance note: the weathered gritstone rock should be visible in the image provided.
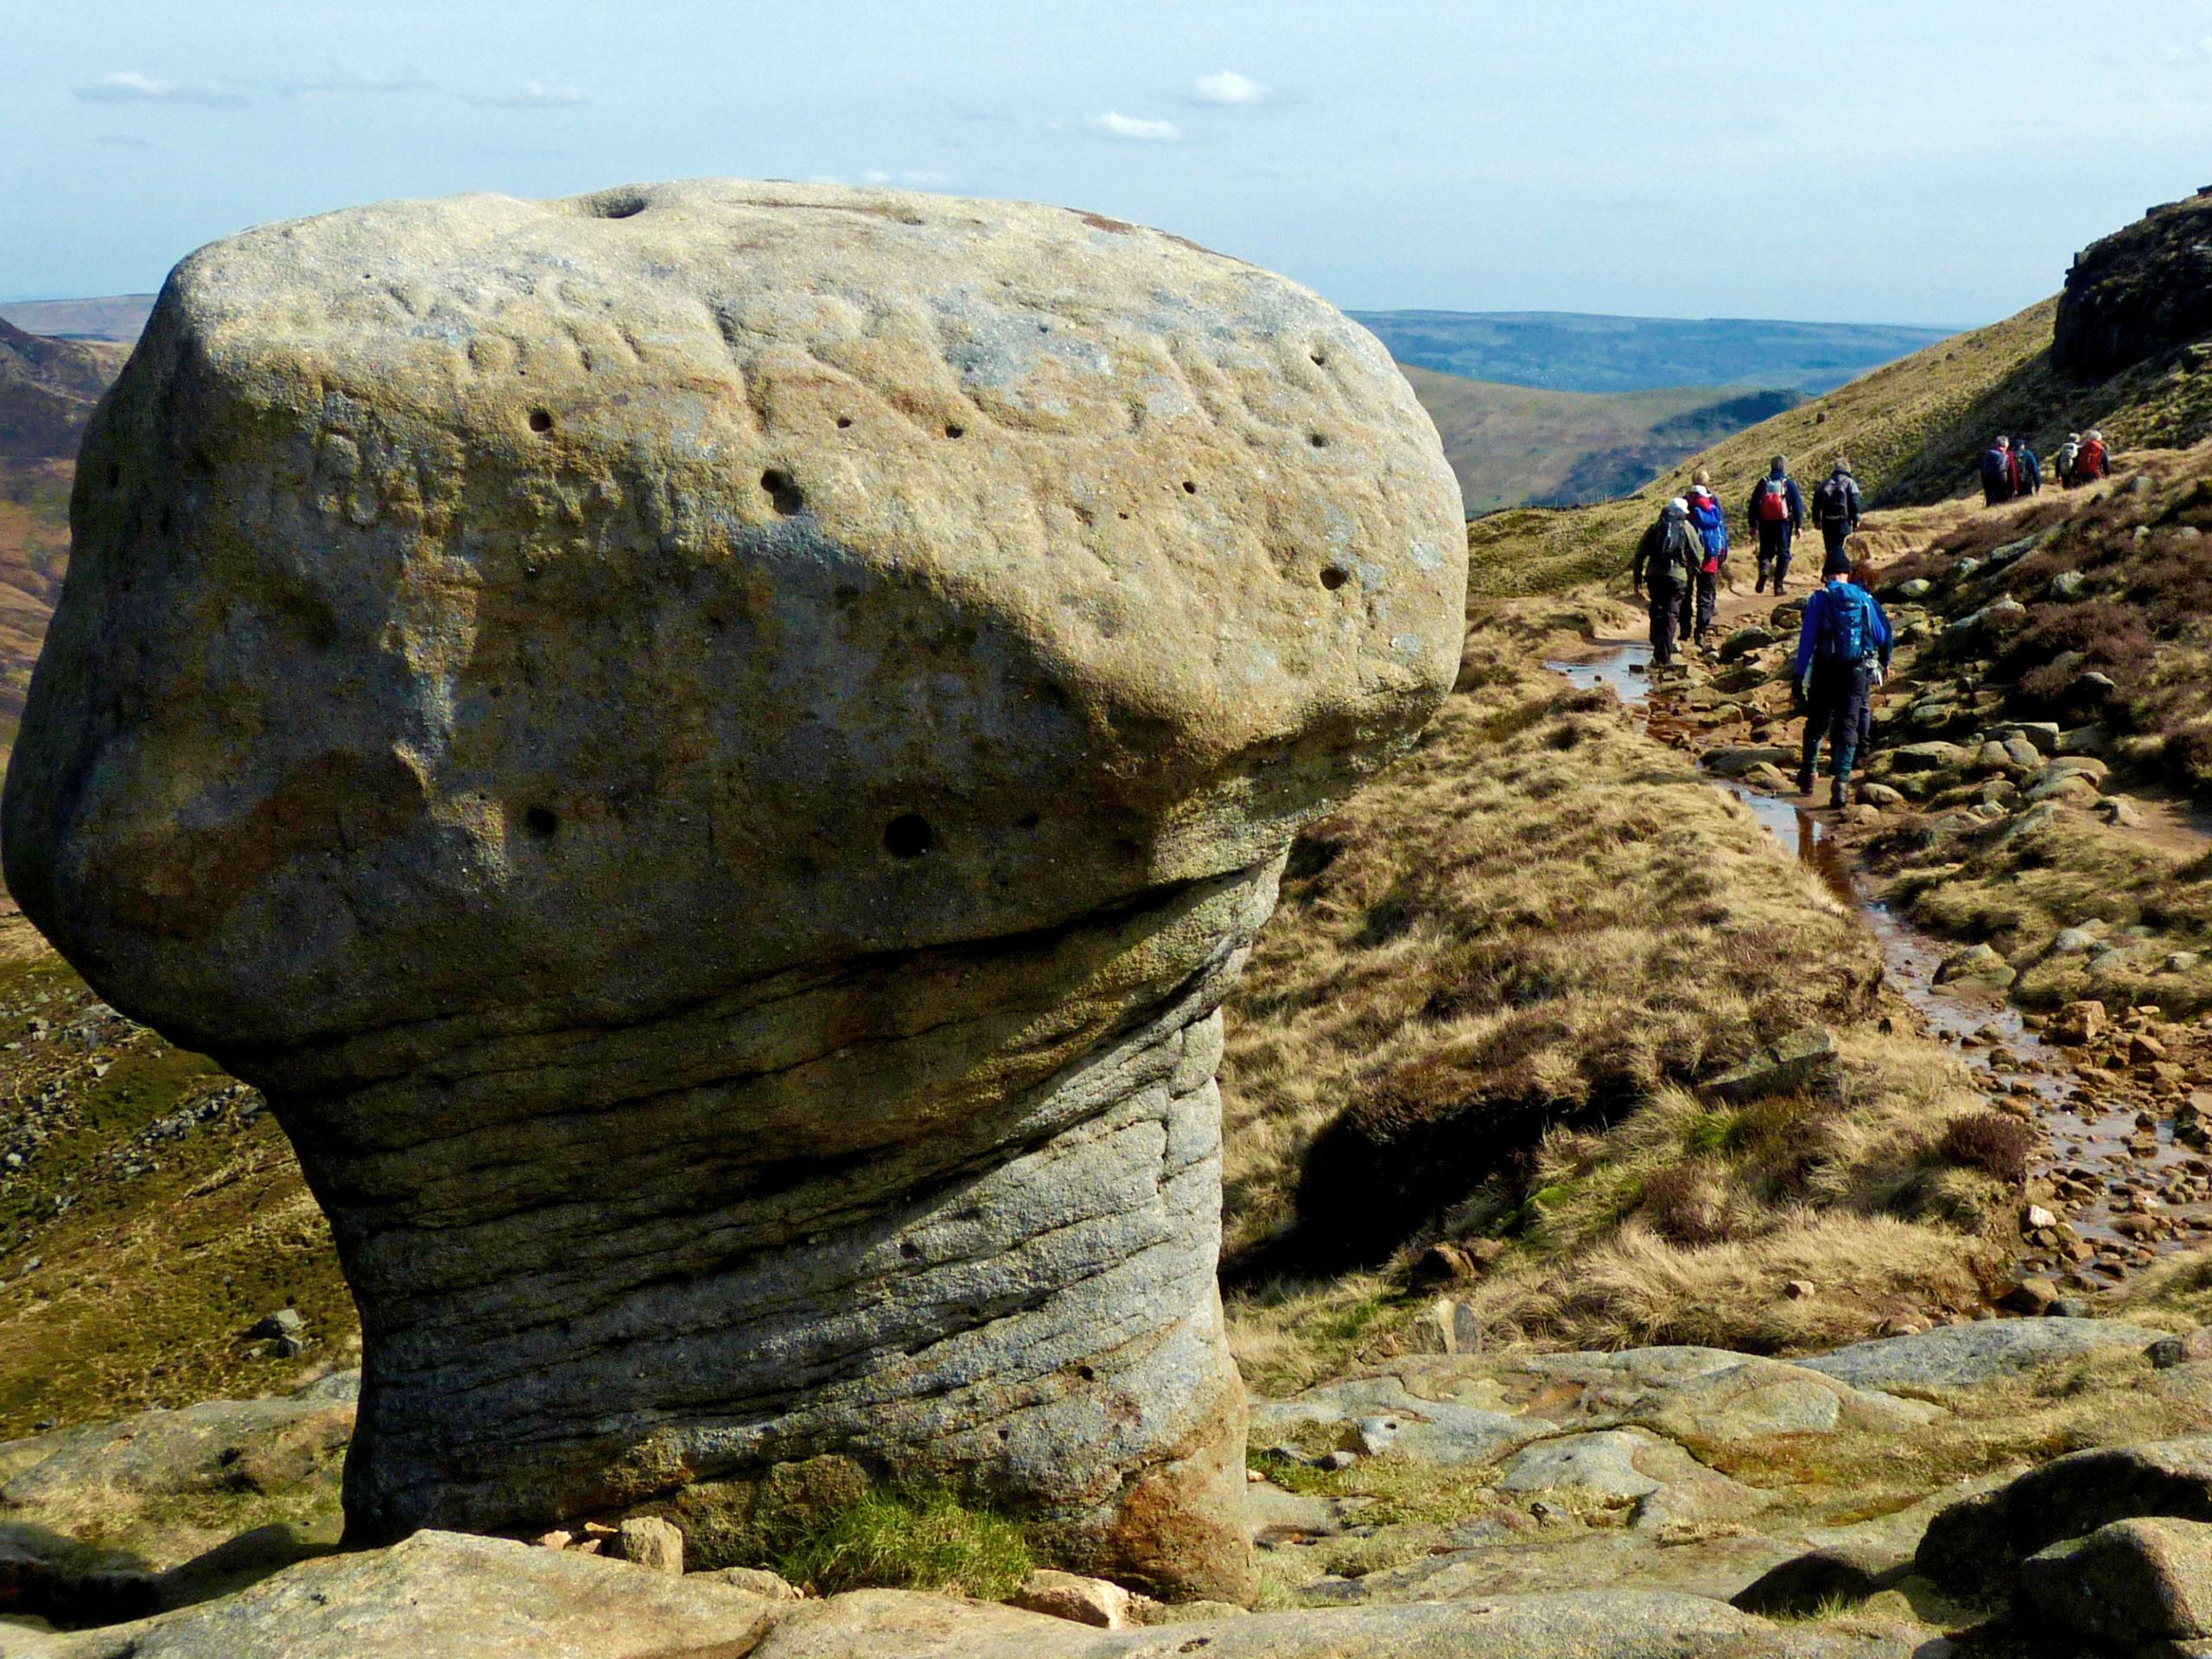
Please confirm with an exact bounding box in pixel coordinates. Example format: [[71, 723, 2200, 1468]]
[[2, 180, 1466, 1600]]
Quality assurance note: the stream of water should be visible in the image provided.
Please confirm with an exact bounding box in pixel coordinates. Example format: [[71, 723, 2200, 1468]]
[[1546, 641, 2212, 1278]]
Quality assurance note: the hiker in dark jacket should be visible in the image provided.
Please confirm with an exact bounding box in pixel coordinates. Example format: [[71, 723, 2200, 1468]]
[[1632, 497, 1700, 667], [2056, 433, 2082, 486], [2014, 437, 2042, 495], [1980, 436, 2014, 505], [1792, 544, 1894, 809], [1811, 459, 1862, 565], [1745, 454, 1806, 595]]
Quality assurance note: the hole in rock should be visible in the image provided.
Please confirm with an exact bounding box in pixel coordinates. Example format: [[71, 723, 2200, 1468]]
[[836, 416, 853, 429], [899, 1241, 920, 1259], [1015, 812, 1041, 831], [944, 423, 966, 439], [883, 814, 933, 858], [760, 469, 805, 516], [1309, 433, 1328, 448], [1182, 480, 1198, 494], [594, 194, 647, 220], [1310, 348, 1327, 365], [1075, 1363, 1096, 1382], [527, 410, 555, 434], [1320, 566, 1350, 591], [524, 807, 559, 838]]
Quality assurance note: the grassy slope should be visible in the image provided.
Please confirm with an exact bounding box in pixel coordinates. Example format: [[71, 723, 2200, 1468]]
[[1400, 365, 1797, 513], [1218, 603, 2009, 1371], [1468, 295, 2212, 597]]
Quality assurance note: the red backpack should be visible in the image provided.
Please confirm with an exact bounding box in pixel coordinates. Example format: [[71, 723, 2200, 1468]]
[[2079, 438, 2108, 479], [1755, 478, 1791, 522]]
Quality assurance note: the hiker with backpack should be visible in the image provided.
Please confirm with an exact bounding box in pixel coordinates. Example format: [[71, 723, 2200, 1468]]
[[1632, 497, 1701, 668], [1745, 455, 1806, 595], [2075, 429, 2113, 484], [2014, 436, 2042, 495], [1684, 469, 1730, 645], [1812, 459, 1862, 566], [1792, 544, 1893, 809], [2056, 433, 2082, 487], [1980, 435, 2014, 505]]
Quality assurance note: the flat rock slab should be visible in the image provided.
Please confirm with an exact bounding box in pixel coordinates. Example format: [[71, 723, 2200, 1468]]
[[1799, 1319, 2164, 1392], [35, 1530, 779, 1659], [1249, 1374, 1554, 1466], [746, 1585, 1853, 1658]]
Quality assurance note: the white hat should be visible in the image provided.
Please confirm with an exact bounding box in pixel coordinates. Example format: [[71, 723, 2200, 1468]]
[[1668, 497, 1689, 513]]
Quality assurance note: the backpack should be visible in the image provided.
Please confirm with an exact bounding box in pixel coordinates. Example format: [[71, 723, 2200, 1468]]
[[1819, 584, 1877, 665], [1688, 494, 1727, 562], [1815, 474, 1854, 523], [1981, 448, 2011, 489], [2005, 451, 2021, 491], [2079, 438, 2108, 479], [1755, 478, 1792, 523], [2057, 441, 2080, 475]]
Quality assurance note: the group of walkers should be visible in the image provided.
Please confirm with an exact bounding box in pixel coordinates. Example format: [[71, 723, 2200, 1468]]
[[1629, 452, 1893, 808], [1631, 453, 1863, 664], [1980, 429, 2111, 503]]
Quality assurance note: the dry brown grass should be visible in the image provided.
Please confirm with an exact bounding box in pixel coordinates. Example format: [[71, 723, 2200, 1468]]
[[1217, 606, 2014, 1368]]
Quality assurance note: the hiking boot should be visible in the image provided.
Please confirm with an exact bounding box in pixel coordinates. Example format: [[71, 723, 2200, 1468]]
[[1795, 766, 1815, 796], [1754, 571, 1767, 594], [1829, 782, 1849, 810]]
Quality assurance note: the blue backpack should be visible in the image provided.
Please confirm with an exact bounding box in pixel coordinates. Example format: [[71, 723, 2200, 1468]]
[[1820, 584, 1877, 664]]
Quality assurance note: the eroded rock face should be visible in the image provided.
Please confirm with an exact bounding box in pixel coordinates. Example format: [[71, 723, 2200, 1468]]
[[3, 180, 1465, 1599]]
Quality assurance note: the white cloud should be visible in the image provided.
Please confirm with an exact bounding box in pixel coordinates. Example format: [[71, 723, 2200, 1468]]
[[1193, 70, 1269, 107], [1090, 111, 1180, 142], [72, 71, 247, 106], [460, 79, 588, 110]]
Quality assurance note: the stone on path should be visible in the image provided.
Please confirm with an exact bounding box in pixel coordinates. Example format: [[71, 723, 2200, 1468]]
[[1010, 1568, 1141, 1629], [613, 1516, 683, 1576], [0, 181, 1467, 1600]]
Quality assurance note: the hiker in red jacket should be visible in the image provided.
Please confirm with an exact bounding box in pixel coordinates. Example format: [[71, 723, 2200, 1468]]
[[1745, 456, 1806, 595], [2075, 429, 2112, 484]]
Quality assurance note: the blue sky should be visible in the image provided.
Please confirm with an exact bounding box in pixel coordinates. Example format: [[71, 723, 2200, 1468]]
[[4, 0, 2210, 327]]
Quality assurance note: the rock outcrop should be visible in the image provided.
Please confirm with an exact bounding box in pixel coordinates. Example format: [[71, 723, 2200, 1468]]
[[2055, 188, 2212, 376], [1, 180, 1465, 1599]]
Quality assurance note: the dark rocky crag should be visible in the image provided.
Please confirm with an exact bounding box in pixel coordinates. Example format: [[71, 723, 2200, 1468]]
[[2055, 187, 2212, 378], [0, 181, 1465, 1599]]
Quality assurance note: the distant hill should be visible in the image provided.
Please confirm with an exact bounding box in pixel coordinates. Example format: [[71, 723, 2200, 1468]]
[[1355, 310, 1955, 396], [1466, 189, 2212, 595], [0, 294, 156, 343], [1397, 365, 1801, 514], [0, 318, 126, 460]]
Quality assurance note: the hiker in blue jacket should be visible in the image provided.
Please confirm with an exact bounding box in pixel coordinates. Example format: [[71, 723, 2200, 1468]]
[[1792, 544, 1893, 809], [1745, 455, 1806, 595], [2014, 436, 2043, 495], [1684, 469, 1730, 645]]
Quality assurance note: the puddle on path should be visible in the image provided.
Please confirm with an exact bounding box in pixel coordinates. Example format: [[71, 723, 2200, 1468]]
[[1548, 642, 2212, 1275]]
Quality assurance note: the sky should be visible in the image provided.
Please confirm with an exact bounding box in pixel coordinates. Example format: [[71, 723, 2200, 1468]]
[[4, 1, 2211, 330]]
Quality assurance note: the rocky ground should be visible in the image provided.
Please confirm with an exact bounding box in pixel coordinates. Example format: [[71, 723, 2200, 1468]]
[[22, 1315, 2212, 1653]]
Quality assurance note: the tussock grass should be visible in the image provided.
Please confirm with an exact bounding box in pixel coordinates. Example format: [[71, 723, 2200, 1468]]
[[771, 1485, 1035, 1600], [1219, 608, 2012, 1365]]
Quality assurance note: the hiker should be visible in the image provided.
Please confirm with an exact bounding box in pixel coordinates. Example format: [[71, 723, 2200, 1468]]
[[1793, 544, 1893, 809], [2075, 428, 2112, 484], [1631, 497, 1700, 668], [2014, 436, 2042, 495], [1685, 468, 1729, 644], [1980, 435, 2014, 505], [1745, 454, 1805, 595], [1812, 458, 1862, 567], [2056, 433, 2082, 487]]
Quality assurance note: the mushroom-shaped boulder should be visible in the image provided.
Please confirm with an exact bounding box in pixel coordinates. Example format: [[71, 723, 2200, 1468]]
[[2, 181, 1465, 1600]]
